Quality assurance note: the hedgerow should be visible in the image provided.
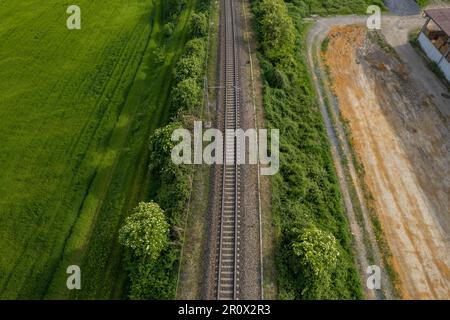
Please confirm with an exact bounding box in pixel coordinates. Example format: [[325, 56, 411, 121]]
[[253, 0, 365, 299], [284, 0, 384, 16], [119, 0, 211, 299]]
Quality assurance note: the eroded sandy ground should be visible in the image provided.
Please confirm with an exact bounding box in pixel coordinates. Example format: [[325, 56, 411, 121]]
[[324, 25, 450, 299]]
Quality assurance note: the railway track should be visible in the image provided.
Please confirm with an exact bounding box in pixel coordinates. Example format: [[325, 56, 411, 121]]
[[217, 0, 241, 300]]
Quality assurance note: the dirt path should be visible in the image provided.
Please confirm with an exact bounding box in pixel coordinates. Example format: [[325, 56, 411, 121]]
[[308, 14, 450, 299]]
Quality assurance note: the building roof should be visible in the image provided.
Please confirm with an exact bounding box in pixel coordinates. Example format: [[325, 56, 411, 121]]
[[424, 8, 450, 37]]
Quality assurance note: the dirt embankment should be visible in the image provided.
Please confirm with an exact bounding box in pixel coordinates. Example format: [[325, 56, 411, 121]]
[[324, 25, 450, 299]]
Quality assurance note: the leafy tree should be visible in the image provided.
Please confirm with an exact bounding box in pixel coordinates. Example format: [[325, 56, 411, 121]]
[[148, 122, 182, 171], [119, 202, 169, 260], [254, 0, 296, 64], [148, 122, 192, 225], [119, 202, 172, 299], [171, 78, 202, 111], [128, 257, 174, 300], [184, 38, 206, 58], [292, 226, 340, 299], [189, 12, 208, 37], [174, 56, 203, 82]]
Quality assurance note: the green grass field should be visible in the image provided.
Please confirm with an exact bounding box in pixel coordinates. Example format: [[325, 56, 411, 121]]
[[0, 0, 194, 299]]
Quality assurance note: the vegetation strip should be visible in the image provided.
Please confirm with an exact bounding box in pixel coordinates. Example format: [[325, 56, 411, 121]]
[[118, 0, 212, 299]]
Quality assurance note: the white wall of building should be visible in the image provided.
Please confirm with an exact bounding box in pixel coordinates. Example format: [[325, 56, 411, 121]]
[[418, 32, 450, 82]]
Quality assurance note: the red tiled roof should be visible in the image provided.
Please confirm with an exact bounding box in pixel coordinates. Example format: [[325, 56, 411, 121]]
[[424, 8, 450, 36]]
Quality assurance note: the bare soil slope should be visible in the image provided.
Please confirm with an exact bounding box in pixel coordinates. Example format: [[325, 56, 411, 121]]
[[325, 25, 450, 299]]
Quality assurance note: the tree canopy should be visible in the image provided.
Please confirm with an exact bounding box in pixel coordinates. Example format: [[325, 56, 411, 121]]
[[254, 0, 296, 64], [292, 226, 340, 299], [189, 12, 208, 38], [171, 78, 202, 111], [119, 202, 169, 261]]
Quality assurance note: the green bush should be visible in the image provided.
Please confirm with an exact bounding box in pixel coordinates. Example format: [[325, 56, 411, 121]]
[[292, 226, 339, 299], [254, 0, 296, 64], [149, 123, 192, 225], [270, 67, 291, 89], [171, 78, 203, 110], [174, 56, 204, 82], [189, 12, 208, 37], [127, 247, 178, 299], [185, 38, 207, 58], [119, 202, 169, 260], [119, 202, 170, 299]]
